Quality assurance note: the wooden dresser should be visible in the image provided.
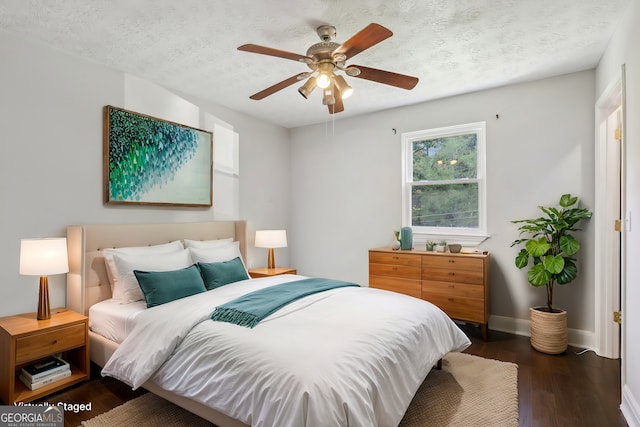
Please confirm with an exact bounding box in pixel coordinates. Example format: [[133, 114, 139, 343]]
[[369, 247, 490, 340]]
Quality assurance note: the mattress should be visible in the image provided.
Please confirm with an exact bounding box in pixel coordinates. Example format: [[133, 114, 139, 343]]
[[89, 298, 146, 343]]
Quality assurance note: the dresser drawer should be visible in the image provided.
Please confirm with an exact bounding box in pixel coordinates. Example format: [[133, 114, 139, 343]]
[[369, 263, 421, 280], [422, 280, 484, 299], [422, 256, 484, 284], [369, 252, 421, 268], [16, 323, 86, 365], [422, 292, 485, 323], [422, 255, 484, 272], [370, 275, 422, 298]]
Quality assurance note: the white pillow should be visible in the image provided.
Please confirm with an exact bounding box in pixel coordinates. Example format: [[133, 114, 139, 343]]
[[111, 249, 193, 303], [103, 241, 184, 291], [188, 242, 249, 275], [183, 238, 233, 249]]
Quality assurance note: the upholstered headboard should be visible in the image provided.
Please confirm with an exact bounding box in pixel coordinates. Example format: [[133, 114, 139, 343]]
[[66, 221, 247, 316]]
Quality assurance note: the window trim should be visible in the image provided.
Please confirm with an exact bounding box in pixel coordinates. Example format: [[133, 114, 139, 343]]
[[401, 121, 488, 246]]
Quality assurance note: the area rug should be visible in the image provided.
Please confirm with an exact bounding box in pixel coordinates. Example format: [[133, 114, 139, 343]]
[[81, 352, 518, 427], [398, 352, 518, 426]]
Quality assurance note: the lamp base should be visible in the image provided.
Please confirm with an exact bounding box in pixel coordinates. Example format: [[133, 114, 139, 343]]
[[37, 276, 50, 320], [267, 248, 275, 269]]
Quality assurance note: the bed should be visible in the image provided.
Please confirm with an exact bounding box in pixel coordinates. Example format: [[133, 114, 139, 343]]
[[66, 221, 470, 427]]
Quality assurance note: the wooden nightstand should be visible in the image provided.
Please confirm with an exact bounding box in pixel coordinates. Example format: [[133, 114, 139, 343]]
[[0, 308, 90, 404], [249, 267, 297, 278]]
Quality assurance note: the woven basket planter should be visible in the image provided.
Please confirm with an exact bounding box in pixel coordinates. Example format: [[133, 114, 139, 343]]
[[530, 307, 568, 354]]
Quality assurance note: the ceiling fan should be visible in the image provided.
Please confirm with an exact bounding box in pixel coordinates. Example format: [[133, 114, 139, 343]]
[[238, 23, 419, 114]]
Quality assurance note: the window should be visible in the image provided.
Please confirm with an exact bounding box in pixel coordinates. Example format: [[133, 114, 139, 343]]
[[401, 122, 487, 244]]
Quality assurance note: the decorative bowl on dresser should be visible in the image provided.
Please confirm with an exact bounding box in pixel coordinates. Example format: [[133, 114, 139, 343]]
[[369, 247, 490, 340]]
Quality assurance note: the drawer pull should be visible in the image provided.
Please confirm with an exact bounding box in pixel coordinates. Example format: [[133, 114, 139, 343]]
[[392, 256, 399, 260], [448, 272, 455, 276], [52, 340, 58, 345], [448, 298, 454, 302], [448, 285, 455, 288], [448, 259, 455, 263], [392, 267, 398, 271]]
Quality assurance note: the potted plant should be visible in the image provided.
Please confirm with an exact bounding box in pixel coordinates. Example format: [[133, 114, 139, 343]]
[[434, 240, 447, 252], [425, 241, 436, 251], [511, 194, 592, 354]]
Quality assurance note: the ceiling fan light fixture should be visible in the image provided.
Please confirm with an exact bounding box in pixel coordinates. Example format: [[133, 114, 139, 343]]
[[298, 76, 317, 99], [316, 63, 334, 89], [333, 75, 353, 99], [322, 86, 335, 105], [316, 72, 331, 89]]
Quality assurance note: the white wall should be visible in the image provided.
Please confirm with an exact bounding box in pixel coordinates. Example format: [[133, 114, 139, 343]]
[[290, 71, 596, 337], [178, 94, 292, 269], [0, 31, 291, 317], [596, 0, 640, 424]]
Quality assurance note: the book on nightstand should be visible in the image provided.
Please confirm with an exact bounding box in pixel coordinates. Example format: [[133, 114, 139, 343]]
[[20, 356, 70, 384], [19, 369, 71, 390]]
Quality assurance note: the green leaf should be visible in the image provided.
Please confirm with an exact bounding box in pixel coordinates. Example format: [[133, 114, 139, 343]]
[[560, 235, 580, 256], [528, 263, 551, 286], [515, 249, 529, 269], [542, 255, 565, 274], [525, 238, 550, 257], [557, 258, 578, 284], [560, 194, 578, 207]]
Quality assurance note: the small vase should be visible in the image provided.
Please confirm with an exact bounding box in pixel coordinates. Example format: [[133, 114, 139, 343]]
[[400, 227, 413, 250]]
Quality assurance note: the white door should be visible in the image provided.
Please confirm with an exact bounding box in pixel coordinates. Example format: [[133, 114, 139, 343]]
[[594, 79, 623, 359]]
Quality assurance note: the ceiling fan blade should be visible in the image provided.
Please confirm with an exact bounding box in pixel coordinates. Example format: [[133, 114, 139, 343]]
[[329, 87, 345, 114], [249, 73, 307, 100], [334, 23, 393, 60], [238, 44, 311, 62], [350, 65, 419, 90]]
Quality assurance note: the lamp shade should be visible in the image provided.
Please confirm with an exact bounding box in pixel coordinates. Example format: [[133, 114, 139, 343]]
[[255, 230, 287, 249], [20, 238, 69, 276]]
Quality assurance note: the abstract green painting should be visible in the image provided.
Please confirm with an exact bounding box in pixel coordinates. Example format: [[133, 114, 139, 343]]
[[104, 106, 213, 206]]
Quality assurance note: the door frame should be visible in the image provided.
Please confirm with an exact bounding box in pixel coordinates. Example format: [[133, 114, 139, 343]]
[[594, 66, 626, 360]]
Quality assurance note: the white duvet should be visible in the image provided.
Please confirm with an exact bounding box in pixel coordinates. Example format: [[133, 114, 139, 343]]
[[102, 275, 470, 427]]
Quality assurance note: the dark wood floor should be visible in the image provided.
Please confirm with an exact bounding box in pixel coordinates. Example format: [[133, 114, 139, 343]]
[[43, 324, 626, 427]]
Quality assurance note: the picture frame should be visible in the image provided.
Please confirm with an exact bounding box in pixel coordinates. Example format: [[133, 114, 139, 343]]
[[104, 106, 213, 207]]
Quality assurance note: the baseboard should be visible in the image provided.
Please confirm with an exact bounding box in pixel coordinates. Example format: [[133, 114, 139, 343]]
[[622, 385, 640, 427], [489, 315, 595, 351]]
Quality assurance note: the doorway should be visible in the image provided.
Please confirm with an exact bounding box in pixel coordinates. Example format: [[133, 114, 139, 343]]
[[594, 68, 625, 360]]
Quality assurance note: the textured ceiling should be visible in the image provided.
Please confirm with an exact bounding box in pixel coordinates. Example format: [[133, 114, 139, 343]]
[[0, 0, 629, 128]]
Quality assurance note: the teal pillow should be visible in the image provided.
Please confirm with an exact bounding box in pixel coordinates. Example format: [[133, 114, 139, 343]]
[[198, 257, 250, 290], [134, 264, 206, 308]]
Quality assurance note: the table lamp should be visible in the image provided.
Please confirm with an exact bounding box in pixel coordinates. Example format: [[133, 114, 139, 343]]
[[19, 238, 69, 320], [255, 230, 287, 269]]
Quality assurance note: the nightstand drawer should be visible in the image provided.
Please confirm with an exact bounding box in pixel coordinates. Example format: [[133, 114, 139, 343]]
[[16, 323, 86, 364]]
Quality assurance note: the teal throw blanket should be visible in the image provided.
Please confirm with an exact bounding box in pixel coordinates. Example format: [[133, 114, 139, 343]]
[[211, 278, 359, 328]]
